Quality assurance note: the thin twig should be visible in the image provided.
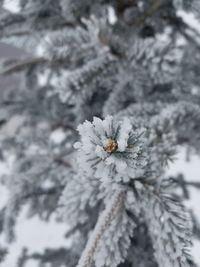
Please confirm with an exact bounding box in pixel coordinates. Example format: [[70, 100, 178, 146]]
[[76, 189, 127, 267], [181, 181, 200, 189], [172, 174, 200, 189], [0, 57, 46, 76]]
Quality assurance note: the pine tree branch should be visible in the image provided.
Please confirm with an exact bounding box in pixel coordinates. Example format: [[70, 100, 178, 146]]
[[76, 189, 127, 267], [142, 184, 193, 266]]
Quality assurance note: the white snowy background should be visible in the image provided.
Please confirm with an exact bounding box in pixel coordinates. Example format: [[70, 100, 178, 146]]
[[0, 2, 200, 266]]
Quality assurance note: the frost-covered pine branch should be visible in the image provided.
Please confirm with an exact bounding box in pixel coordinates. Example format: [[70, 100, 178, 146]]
[[138, 181, 194, 267], [1, 0, 200, 266], [72, 115, 193, 267]]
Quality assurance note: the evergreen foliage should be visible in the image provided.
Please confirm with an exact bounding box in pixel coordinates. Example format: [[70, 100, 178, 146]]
[[0, 0, 200, 266]]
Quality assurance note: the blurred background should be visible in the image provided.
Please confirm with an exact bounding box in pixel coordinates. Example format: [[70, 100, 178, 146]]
[[0, 43, 69, 267]]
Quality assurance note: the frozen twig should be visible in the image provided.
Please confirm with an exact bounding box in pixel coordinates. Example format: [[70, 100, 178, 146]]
[[0, 57, 46, 75], [76, 189, 127, 267]]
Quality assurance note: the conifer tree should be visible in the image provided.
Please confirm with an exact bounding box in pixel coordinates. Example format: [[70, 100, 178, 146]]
[[0, 0, 200, 266]]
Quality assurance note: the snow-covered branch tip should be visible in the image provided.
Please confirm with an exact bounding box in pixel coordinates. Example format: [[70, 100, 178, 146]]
[[76, 189, 127, 267], [74, 116, 148, 185]]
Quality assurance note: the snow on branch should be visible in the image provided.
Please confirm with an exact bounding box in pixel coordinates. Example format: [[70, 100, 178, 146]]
[[76, 189, 127, 267]]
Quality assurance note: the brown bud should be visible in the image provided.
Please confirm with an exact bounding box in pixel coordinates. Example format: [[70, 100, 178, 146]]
[[104, 138, 118, 153]]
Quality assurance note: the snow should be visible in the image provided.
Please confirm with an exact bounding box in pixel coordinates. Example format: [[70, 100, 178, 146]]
[[0, 154, 15, 180], [50, 128, 66, 145], [0, 115, 25, 139], [0, 202, 71, 267], [2, 0, 21, 13], [0, 186, 8, 209], [37, 69, 51, 87], [117, 118, 132, 152], [177, 10, 200, 34], [107, 6, 117, 25], [0, 147, 200, 266]]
